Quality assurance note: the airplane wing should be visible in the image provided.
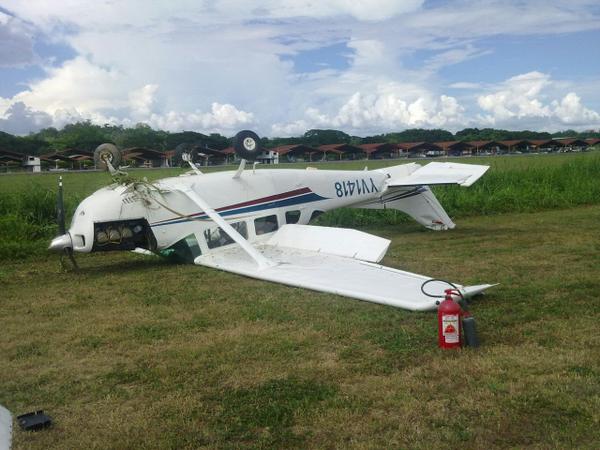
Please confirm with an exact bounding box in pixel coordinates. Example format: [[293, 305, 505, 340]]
[[195, 224, 494, 311], [169, 184, 494, 311], [386, 162, 489, 187]]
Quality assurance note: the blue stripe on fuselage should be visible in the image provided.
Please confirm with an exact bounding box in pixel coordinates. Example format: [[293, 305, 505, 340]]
[[151, 192, 327, 227]]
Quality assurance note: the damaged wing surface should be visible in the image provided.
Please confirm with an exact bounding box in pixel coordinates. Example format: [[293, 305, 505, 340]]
[[194, 225, 494, 311]]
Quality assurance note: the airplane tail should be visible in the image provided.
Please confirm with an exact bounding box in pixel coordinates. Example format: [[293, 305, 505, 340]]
[[351, 161, 489, 230], [356, 184, 455, 230]]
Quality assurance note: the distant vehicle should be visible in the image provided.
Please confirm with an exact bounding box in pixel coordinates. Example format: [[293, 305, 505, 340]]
[[426, 150, 444, 157], [49, 131, 494, 311]]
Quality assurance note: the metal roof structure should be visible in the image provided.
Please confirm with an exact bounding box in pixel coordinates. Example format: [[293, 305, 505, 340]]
[[556, 138, 590, 147], [396, 142, 442, 152], [122, 147, 166, 160], [467, 140, 508, 150], [271, 144, 319, 157], [527, 139, 562, 148], [316, 144, 365, 160], [0, 149, 26, 163], [434, 141, 473, 151], [358, 143, 398, 155]]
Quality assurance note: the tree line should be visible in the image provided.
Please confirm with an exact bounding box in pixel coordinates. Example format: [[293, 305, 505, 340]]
[[1, 121, 599, 156]]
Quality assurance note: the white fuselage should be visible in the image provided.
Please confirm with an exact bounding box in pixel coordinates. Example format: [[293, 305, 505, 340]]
[[49, 161, 494, 311], [66, 167, 394, 255]]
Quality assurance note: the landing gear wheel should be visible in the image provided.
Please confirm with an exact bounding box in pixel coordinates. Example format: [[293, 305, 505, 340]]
[[174, 143, 197, 167], [233, 130, 262, 161], [94, 143, 122, 171]]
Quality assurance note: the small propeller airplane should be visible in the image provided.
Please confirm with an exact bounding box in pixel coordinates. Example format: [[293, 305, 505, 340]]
[[49, 130, 495, 311]]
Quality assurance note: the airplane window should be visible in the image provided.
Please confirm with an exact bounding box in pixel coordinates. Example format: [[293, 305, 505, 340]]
[[160, 234, 201, 263], [254, 215, 279, 235], [204, 221, 248, 249], [285, 210, 301, 224], [309, 210, 324, 222]]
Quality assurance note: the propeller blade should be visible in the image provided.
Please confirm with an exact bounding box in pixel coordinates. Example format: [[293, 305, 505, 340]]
[[64, 248, 79, 271], [55, 176, 78, 271], [57, 176, 66, 235]]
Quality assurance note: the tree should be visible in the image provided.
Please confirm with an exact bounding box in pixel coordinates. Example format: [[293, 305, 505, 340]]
[[370, 128, 454, 143], [303, 129, 351, 146], [52, 121, 110, 152], [115, 123, 168, 149], [0, 130, 49, 155]]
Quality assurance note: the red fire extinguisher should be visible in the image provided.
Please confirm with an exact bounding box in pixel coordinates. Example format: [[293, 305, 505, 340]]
[[438, 289, 462, 349]]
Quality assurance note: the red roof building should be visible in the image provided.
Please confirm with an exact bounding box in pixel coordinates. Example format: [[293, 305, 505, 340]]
[[358, 143, 399, 159]]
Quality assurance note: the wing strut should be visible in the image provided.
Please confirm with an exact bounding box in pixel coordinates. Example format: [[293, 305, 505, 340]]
[[172, 184, 275, 270], [233, 159, 246, 179]]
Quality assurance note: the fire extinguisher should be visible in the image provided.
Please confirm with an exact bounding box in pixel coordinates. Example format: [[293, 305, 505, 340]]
[[438, 289, 462, 349], [421, 279, 481, 349]]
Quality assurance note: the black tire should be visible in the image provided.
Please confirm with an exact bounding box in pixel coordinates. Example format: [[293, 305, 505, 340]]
[[94, 143, 122, 171], [233, 130, 261, 161]]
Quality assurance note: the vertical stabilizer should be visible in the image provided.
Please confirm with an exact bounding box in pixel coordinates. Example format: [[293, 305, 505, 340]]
[[387, 186, 455, 230], [356, 185, 455, 230]]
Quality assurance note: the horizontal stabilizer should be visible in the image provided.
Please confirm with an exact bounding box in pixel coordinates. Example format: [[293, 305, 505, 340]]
[[388, 162, 489, 187]]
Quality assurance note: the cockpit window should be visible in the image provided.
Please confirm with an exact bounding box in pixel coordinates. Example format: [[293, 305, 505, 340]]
[[309, 210, 324, 223], [204, 221, 248, 249], [160, 234, 202, 264], [285, 210, 301, 224], [254, 215, 279, 235]]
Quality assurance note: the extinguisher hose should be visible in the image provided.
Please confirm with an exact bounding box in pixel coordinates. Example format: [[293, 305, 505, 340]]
[[420, 278, 462, 298], [420, 278, 468, 309]]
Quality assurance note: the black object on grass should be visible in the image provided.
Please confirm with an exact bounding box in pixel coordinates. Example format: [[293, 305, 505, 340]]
[[17, 411, 52, 431]]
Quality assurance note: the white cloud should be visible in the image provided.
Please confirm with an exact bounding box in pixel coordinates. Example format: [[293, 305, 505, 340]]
[[478, 72, 552, 121], [0, 102, 52, 134], [449, 82, 482, 90], [0, 1, 599, 136], [0, 12, 35, 67], [8, 56, 125, 113], [273, 88, 466, 135], [422, 45, 491, 74], [147, 103, 254, 133], [129, 84, 159, 118], [2, 0, 424, 26], [552, 92, 600, 125], [477, 72, 600, 128], [271, 119, 309, 137]]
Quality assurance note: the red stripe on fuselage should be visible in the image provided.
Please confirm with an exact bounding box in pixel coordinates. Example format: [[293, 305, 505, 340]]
[[152, 186, 312, 225], [215, 186, 311, 212]]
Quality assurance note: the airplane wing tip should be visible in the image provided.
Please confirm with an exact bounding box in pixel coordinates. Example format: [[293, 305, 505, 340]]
[[462, 283, 498, 297]]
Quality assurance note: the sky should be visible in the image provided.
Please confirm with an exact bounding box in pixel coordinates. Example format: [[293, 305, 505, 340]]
[[0, 0, 599, 137]]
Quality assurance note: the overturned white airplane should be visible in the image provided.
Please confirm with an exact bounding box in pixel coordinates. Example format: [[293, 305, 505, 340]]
[[50, 131, 494, 311]]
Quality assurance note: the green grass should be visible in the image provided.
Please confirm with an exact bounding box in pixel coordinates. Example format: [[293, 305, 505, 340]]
[[1, 152, 600, 259], [1, 152, 600, 448], [1, 205, 599, 448]]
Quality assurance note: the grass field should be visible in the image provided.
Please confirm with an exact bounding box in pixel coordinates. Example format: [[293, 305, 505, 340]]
[[2, 152, 600, 259], [1, 153, 600, 449]]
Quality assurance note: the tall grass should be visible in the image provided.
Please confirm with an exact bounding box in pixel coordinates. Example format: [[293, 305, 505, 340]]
[[0, 184, 81, 260], [1, 153, 600, 259], [436, 153, 600, 217], [316, 153, 600, 227]]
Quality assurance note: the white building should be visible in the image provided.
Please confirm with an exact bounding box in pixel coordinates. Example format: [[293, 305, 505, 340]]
[[23, 156, 41, 173]]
